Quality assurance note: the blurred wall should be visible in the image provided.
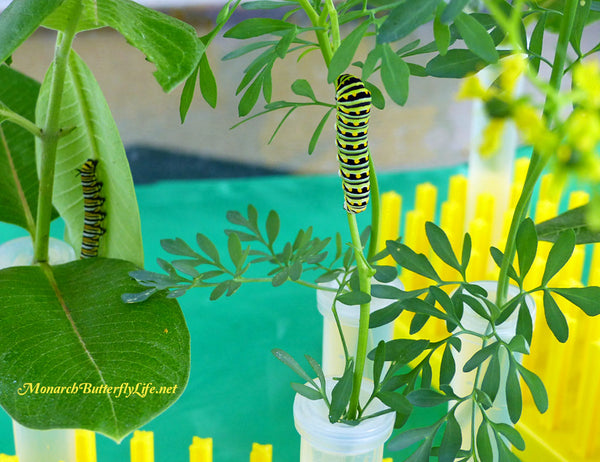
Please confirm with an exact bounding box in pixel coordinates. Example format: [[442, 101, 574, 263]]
[[7, 5, 600, 175]]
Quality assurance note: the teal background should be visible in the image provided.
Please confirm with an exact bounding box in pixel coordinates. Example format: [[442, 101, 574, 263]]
[[0, 165, 518, 462]]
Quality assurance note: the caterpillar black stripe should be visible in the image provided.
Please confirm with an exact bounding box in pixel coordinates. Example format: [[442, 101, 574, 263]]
[[78, 159, 105, 258], [335, 74, 371, 214]]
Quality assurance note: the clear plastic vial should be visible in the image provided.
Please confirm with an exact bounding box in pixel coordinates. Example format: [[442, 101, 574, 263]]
[[317, 278, 403, 378], [1, 236, 77, 462], [294, 378, 395, 462], [451, 281, 536, 460]]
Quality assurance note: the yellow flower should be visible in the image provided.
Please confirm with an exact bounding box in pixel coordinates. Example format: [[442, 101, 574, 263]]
[[573, 60, 600, 108], [499, 55, 526, 94], [479, 118, 505, 157], [513, 103, 561, 156], [565, 109, 600, 154], [457, 75, 492, 101]]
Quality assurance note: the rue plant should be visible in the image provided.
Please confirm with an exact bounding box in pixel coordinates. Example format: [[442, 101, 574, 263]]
[[125, 0, 600, 460]]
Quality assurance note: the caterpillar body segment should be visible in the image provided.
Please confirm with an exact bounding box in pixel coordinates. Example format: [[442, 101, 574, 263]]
[[335, 74, 372, 214]]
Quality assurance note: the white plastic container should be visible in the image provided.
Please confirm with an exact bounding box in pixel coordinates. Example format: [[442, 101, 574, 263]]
[[13, 420, 76, 462], [0, 236, 76, 269], [294, 378, 395, 462], [317, 278, 404, 378], [0, 236, 77, 462], [451, 281, 535, 459]]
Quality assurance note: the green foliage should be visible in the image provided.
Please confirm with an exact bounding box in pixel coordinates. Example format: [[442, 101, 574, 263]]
[[123, 205, 359, 302], [536, 205, 600, 244], [36, 51, 144, 267], [0, 258, 189, 442], [0, 0, 65, 64], [0, 0, 199, 441], [0, 65, 56, 233]]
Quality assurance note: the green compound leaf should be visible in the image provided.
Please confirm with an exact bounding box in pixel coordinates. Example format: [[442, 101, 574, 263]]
[[36, 52, 143, 266], [336, 290, 371, 305], [238, 69, 267, 116], [291, 382, 322, 400], [305, 354, 326, 390], [493, 423, 525, 451], [309, 108, 333, 154], [439, 411, 462, 462], [439, 342, 456, 386], [426, 222, 461, 273], [227, 232, 243, 268], [373, 341, 386, 388], [426, 49, 510, 78], [529, 12, 546, 74], [329, 361, 354, 423], [266, 209, 280, 245], [327, 20, 371, 83], [440, 0, 471, 24], [481, 351, 501, 402], [551, 286, 600, 316], [463, 342, 498, 372], [224, 17, 295, 39], [541, 230, 576, 286], [407, 389, 452, 407], [454, 12, 499, 63], [0, 0, 65, 64], [517, 363, 548, 414], [0, 259, 189, 442], [199, 53, 218, 109], [272, 348, 314, 384], [387, 423, 438, 451], [377, 390, 412, 416], [363, 80, 385, 110], [386, 240, 440, 282], [516, 218, 538, 280], [476, 421, 494, 461], [543, 290, 569, 342], [179, 64, 199, 122], [381, 43, 410, 106], [506, 359, 522, 423], [536, 205, 600, 244], [434, 8, 451, 55], [0, 65, 52, 232], [373, 338, 429, 364], [370, 300, 404, 328], [291, 78, 317, 101], [378, 0, 442, 44]]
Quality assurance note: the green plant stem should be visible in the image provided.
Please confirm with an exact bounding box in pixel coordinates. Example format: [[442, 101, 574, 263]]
[[326, 0, 341, 50], [298, 0, 334, 65], [367, 154, 381, 260], [495, 0, 579, 307], [33, 6, 82, 263], [346, 212, 375, 419], [0, 108, 42, 137]]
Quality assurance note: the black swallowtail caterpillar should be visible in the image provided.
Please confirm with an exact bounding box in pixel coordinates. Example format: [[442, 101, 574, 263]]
[[335, 74, 372, 214], [78, 159, 105, 258]]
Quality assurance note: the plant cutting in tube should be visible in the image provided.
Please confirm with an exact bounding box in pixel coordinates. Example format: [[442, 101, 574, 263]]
[[0, 0, 200, 442], [126, 0, 600, 459]]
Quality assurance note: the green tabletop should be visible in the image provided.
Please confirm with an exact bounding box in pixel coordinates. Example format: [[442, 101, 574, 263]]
[[0, 167, 464, 461]]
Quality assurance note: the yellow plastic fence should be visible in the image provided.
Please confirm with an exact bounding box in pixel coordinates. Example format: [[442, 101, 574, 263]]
[[376, 158, 600, 462], [0, 430, 274, 462]]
